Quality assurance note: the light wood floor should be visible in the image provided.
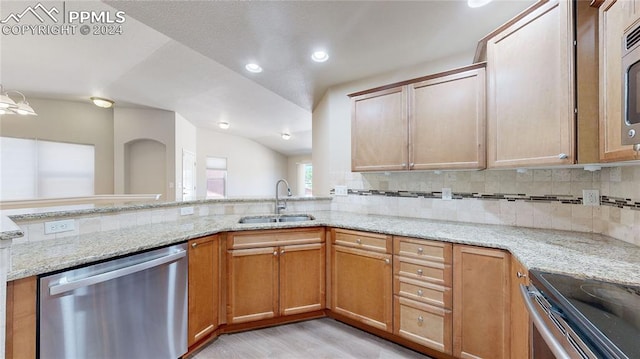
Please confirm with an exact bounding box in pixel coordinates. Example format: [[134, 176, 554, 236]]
[[190, 318, 433, 359]]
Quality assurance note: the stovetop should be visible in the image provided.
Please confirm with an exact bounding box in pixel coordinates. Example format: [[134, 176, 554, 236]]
[[531, 270, 640, 359]]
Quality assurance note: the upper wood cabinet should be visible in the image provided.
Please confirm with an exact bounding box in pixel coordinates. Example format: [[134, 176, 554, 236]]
[[600, 0, 640, 161], [350, 64, 487, 172], [188, 235, 220, 347], [486, 0, 599, 168]]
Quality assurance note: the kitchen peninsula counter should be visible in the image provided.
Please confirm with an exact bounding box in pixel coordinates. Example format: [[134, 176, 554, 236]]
[[5, 210, 640, 287]]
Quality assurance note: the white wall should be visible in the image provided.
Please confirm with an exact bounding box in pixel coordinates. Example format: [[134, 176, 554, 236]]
[[0, 98, 114, 194], [113, 107, 176, 201], [287, 154, 312, 196], [312, 52, 472, 195], [175, 113, 197, 201], [196, 128, 288, 198]]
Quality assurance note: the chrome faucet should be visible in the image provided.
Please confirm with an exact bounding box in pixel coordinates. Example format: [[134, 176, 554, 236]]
[[275, 179, 292, 215]]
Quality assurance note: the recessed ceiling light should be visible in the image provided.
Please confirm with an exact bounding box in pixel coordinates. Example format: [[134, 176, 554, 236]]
[[467, 0, 492, 8], [90, 97, 114, 108], [218, 121, 230, 129], [311, 51, 329, 63], [281, 133, 291, 140], [245, 63, 263, 73]]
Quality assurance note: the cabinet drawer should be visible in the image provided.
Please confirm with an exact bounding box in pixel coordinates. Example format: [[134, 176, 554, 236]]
[[394, 276, 451, 309], [229, 228, 324, 249], [394, 237, 451, 263], [394, 296, 452, 354], [395, 256, 451, 286], [332, 229, 391, 253]]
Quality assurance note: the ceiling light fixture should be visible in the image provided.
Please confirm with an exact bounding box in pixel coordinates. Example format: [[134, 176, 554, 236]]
[[281, 133, 291, 140], [245, 63, 263, 73], [0, 85, 38, 116], [311, 51, 329, 63], [90, 97, 114, 108], [467, 0, 493, 8], [218, 121, 230, 129]]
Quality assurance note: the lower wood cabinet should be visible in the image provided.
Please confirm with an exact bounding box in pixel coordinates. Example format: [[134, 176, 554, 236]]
[[226, 228, 325, 324], [394, 296, 452, 353], [510, 255, 531, 358], [5, 276, 37, 359], [330, 229, 393, 332], [453, 245, 510, 359], [188, 235, 220, 347]]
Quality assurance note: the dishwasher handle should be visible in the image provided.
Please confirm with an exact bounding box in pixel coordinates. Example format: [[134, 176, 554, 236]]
[[49, 249, 187, 296], [520, 284, 573, 359]]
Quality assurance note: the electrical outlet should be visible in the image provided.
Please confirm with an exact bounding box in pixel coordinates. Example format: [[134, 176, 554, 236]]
[[442, 188, 452, 200], [334, 186, 348, 196], [44, 219, 75, 234], [582, 190, 600, 206], [180, 206, 195, 216]]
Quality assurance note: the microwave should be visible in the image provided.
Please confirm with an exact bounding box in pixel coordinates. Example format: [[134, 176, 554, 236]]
[[622, 21, 640, 146]]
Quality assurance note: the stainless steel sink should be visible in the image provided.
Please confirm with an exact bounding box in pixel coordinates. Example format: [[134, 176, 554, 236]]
[[238, 214, 315, 224]]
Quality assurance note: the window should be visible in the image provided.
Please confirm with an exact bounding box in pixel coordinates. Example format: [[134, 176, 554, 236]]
[[304, 163, 312, 196], [206, 156, 227, 198], [0, 137, 95, 201]]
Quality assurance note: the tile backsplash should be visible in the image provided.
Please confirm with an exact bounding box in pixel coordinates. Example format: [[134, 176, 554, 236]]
[[331, 165, 640, 246]]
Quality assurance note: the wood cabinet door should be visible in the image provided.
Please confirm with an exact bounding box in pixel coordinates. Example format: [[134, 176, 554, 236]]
[[5, 276, 37, 359], [227, 246, 278, 324], [279, 243, 326, 316], [351, 86, 408, 171], [510, 255, 530, 359], [410, 67, 486, 170], [331, 245, 393, 332], [487, 0, 575, 168], [394, 296, 453, 355], [600, 0, 638, 162], [188, 235, 219, 346], [453, 245, 510, 359]]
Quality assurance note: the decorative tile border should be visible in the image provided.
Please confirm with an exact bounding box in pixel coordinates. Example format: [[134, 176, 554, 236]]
[[331, 189, 639, 210]]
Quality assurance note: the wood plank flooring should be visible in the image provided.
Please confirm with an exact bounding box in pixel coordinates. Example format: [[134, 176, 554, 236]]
[[190, 318, 432, 359]]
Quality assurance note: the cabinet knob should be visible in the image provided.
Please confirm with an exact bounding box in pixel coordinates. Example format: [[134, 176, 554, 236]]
[[517, 271, 527, 278], [273, 251, 278, 256], [410, 163, 415, 169], [401, 163, 406, 167], [281, 249, 285, 255], [417, 316, 424, 324], [417, 269, 423, 276], [417, 289, 423, 297], [417, 247, 424, 254], [558, 153, 568, 159], [384, 258, 390, 264], [191, 243, 197, 248], [356, 238, 362, 244]]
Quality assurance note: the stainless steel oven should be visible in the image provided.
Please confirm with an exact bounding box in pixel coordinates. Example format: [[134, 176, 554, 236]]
[[622, 19, 640, 147], [521, 271, 640, 359]]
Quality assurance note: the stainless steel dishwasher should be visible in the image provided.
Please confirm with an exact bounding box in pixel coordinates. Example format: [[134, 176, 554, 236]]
[[39, 243, 188, 359]]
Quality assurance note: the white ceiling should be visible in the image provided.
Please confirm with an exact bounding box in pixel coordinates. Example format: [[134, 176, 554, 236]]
[[1, 0, 535, 156]]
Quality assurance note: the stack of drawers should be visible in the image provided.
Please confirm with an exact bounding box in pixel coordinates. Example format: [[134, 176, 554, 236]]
[[393, 236, 453, 354]]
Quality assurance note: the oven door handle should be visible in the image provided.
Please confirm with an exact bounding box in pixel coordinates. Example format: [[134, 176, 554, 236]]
[[520, 284, 573, 359]]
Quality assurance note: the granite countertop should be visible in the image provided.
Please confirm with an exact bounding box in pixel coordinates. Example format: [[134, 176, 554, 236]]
[[7, 211, 640, 287]]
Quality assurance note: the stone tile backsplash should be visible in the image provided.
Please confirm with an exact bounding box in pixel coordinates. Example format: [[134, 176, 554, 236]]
[[331, 165, 640, 246]]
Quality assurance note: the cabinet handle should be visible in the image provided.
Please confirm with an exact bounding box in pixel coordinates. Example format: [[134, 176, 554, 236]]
[[417, 247, 424, 254], [558, 153, 568, 159], [410, 163, 415, 169], [273, 251, 278, 256], [401, 163, 407, 168], [356, 238, 362, 244], [417, 269, 423, 276], [281, 249, 285, 255], [417, 289, 423, 297], [384, 258, 390, 264], [191, 243, 198, 248], [417, 316, 424, 324], [517, 271, 527, 278]]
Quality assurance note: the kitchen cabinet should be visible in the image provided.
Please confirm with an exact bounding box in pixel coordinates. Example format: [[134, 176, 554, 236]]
[[599, 0, 640, 161], [393, 236, 453, 354], [226, 228, 325, 324], [330, 228, 393, 332], [350, 63, 486, 172], [453, 245, 510, 359], [486, 0, 599, 167], [188, 235, 220, 347], [5, 276, 37, 359], [510, 255, 530, 359]]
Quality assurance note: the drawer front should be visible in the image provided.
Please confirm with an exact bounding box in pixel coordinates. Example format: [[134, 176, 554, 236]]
[[229, 228, 324, 249], [395, 276, 451, 309], [394, 237, 452, 263], [395, 257, 451, 286], [332, 229, 391, 253], [394, 296, 452, 354]]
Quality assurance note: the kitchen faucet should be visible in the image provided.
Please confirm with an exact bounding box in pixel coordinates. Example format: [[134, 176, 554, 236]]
[[275, 179, 292, 215]]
